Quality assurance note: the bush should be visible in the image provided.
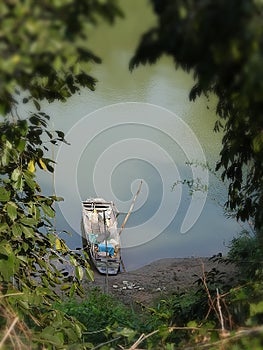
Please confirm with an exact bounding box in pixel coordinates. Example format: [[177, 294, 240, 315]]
[[55, 288, 142, 345], [227, 230, 263, 281]]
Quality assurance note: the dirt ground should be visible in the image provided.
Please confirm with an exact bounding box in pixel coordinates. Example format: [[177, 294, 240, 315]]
[[83, 257, 238, 306]]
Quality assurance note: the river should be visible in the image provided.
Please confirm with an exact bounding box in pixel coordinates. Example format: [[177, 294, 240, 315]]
[[38, 0, 240, 271]]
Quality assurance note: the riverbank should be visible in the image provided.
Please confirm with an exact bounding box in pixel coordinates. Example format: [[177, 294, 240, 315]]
[[83, 257, 238, 306]]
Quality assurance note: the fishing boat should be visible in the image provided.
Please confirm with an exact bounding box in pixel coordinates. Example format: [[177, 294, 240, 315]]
[[81, 198, 121, 275]]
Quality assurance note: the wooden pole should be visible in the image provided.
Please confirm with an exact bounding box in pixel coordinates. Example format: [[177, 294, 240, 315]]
[[119, 180, 143, 236], [103, 210, 109, 293], [118, 181, 143, 273], [120, 257, 126, 273]]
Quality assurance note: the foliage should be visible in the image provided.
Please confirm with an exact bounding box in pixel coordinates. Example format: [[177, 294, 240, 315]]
[[0, 0, 122, 348], [209, 333, 263, 350], [55, 264, 263, 349], [142, 267, 230, 347], [0, 113, 96, 348], [140, 263, 263, 349], [227, 230, 263, 281], [0, 0, 123, 115], [0, 295, 87, 350], [130, 0, 263, 234], [55, 288, 142, 347]]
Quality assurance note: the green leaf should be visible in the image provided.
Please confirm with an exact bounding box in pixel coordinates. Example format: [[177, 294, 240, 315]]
[[0, 241, 11, 254], [7, 202, 17, 221], [1, 149, 10, 167], [11, 168, 21, 181], [23, 172, 36, 189], [13, 174, 24, 192], [49, 195, 64, 202], [12, 223, 22, 237], [22, 242, 29, 251], [19, 216, 38, 226], [76, 265, 84, 281], [61, 284, 71, 291], [17, 255, 28, 263], [252, 133, 263, 153], [64, 327, 80, 342], [39, 330, 64, 347], [74, 323, 82, 340], [18, 120, 28, 136], [187, 320, 198, 327], [5, 140, 12, 149], [69, 283, 77, 298], [16, 139, 26, 152], [0, 223, 9, 233], [69, 255, 77, 267], [41, 203, 55, 218], [47, 233, 56, 245], [0, 251, 18, 279], [85, 266, 94, 281], [118, 327, 136, 340], [250, 301, 263, 317], [33, 99, 41, 111], [18, 299, 29, 310], [27, 202, 41, 220], [0, 187, 11, 202], [21, 224, 34, 238]]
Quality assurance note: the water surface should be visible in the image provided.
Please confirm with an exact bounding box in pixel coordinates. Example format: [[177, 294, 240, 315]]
[[38, 0, 240, 271]]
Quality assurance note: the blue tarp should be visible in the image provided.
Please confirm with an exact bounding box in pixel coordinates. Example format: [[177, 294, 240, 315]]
[[98, 243, 114, 256]]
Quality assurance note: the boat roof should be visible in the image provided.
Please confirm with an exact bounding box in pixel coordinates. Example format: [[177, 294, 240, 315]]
[[82, 198, 116, 212]]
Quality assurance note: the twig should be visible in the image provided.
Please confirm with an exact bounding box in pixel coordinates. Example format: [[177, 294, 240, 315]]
[[200, 261, 220, 322], [220, 283, 249, 298], [216, 288, 226, 336], [127, 330, 159, 350], [83, 328, 107, 335], [221, 297, 233, 330], [92, 336, 122, 350], [168, 326, 221, 332], [0, 316, 19, 348], [0, 292, 24, 298], [129, 334, 144, 350]]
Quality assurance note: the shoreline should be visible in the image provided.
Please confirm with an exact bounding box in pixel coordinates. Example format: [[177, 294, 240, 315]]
[[84, 257, 238, 306]]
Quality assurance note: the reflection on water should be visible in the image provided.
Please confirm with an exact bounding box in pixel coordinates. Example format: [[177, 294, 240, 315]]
[[38, 0, 240, 271]]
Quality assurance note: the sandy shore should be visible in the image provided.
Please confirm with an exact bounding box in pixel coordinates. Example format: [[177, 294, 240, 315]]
[[83, 257, 238, 306]]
